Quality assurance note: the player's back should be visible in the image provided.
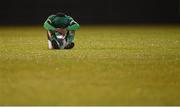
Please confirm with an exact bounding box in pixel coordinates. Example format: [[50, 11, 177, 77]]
[[49, 15, 71, 28]]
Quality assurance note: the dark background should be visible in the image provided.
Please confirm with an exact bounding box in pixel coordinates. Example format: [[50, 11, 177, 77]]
[[0, 0, 180, 25]]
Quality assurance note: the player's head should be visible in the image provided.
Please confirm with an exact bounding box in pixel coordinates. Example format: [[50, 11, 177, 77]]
[[56, 12, 66, 17]]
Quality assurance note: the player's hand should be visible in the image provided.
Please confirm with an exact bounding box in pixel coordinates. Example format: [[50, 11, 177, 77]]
[[56, 28, 67, 35]]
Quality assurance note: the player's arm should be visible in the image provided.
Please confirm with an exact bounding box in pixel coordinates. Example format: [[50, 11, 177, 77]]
[[44, 20, 56, 31], [64, 16, 80, 45], [43, 15, 56, 31], [67, 21, 80, 30], [66, 16, 80, 31]]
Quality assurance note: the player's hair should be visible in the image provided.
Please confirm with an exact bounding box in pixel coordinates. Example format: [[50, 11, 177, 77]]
[[56, 12, 66, 17]]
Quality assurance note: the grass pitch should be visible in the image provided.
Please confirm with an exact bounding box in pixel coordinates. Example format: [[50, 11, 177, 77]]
[[0, 25, 180, 105]]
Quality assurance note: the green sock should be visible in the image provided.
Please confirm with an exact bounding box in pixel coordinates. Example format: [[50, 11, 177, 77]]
[[66, 34, 74, 44]]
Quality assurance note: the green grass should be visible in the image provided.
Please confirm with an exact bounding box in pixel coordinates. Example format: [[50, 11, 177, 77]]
[[0, 25, 180, 105]]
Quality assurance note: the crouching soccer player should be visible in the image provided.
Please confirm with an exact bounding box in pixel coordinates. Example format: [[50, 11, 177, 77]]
[[43, 12, 80, 49]]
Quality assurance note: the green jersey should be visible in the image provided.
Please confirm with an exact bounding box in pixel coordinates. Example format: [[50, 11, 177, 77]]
[[43, 14, 80, 31]]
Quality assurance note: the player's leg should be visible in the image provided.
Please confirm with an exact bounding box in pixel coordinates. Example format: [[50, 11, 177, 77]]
[[47, 31, 62, 49], [47, 30, 70, 49], [65, 30, 75, 49], [55, 32, 67, 49], [51, 31, 67, 49], [47, 31, 53, 49]]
